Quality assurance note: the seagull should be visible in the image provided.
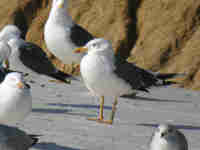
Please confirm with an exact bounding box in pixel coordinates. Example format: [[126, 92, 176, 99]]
[[44, 0, 94, 71], [0, 72, 32, 125], [0, 24, 21, 42], [7, 37, 74, 84], [0, 24, 74, 83], [74, 38, 184, 124], [149, 124, 188, 150], [0, 124, 39, 150]]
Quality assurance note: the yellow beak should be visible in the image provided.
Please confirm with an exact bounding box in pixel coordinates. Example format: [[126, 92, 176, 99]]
[[17, 82, 24, 89], [74, 47, 88, 53], [4, 59, 9, 69], [58, 2, 64, 8]]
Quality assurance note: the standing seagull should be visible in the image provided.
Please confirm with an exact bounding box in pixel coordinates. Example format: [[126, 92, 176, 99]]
[[149, 124, 188, 150], [75, 38, 184, 124], [44, 0, 93, 70], [7, 37, 74, 83], [0, 72, 32, 125], [0, 124, 39, 150]]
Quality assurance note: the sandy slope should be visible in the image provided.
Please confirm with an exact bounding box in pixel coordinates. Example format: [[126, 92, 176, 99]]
[[1, 0, 200, 89], [12, 74, 200, 150]]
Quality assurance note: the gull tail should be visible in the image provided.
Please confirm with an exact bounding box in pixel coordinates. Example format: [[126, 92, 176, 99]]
[[155, 72, 186, 86], [28, 134, 41, 146], [154, 72, 186, 80], [160, 80, 178, 86], [50, 70, 79, 83]]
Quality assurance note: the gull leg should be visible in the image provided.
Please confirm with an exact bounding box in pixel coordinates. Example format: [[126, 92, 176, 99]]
[[108, 97, 118, 124], [99, 96, 104, 120], [88, 96, 104, 121], [88, 96, 118, 125]]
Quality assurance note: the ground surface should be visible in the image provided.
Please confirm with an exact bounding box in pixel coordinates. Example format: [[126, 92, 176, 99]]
[[14, 74, 200, 150]]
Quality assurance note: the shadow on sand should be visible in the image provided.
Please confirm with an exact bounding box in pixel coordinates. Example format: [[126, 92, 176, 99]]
[[32, 108, 96, 118], [34, 142, 81, 150], [32, 103, 112, 117], [32, 108, 70, 114], [137, 123, 200, 131], [121, 95, 190, 103], [47, 103, 112, 110]]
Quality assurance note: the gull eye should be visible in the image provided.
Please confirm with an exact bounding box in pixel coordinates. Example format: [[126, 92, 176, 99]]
[[92, 43, 98, 48], [161, 133, 165, 137]]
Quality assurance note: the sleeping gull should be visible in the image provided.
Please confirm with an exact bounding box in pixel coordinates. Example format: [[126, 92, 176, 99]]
[[75, 38, 184, 124], [0, 72, 32, 125], [0, 124, 39, 150], [44, 0, 93, 70], [149, 124, 188, 150], [7, 37, 74, 83]]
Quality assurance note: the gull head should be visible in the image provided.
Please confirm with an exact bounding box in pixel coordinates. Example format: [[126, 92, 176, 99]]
[[0, 25, 21, 41], [7, 38, 26, 52], [156, 124, 177, 140], [53, 0, 67, 9], [75, 38, 114, 56], [3, 72, 30, 89]]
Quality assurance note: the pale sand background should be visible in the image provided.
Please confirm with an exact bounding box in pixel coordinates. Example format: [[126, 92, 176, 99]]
[[16, 75, 200, 150]]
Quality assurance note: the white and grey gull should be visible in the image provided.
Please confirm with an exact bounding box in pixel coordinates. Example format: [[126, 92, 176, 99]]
[[7, 37, 74, 83], [44, 0, 94, 70], [0, 24, 73, 83], [0, 72, 32, 125], [75, 38, 184, 124], [149, 124, 188, 150]]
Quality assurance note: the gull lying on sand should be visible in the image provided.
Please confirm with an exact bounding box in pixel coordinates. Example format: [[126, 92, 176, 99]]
[[149, 124, 188, 150], [0, 72, 32, 125]]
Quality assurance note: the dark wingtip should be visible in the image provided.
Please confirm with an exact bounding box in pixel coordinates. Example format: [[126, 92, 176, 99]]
[[162, 80, 178, 86], [31, 137, 39, 146], [29, 134, 42, 146], [139, 87, 149, 93], [50, 71, 80, 83]]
